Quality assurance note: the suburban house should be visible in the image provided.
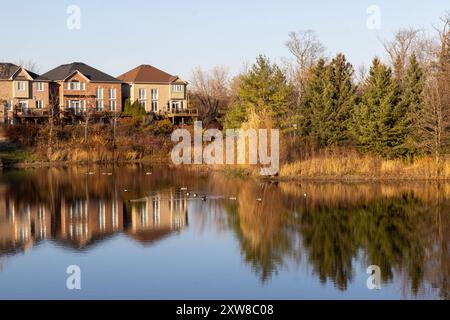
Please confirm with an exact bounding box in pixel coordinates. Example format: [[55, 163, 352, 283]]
[[117, 64, 197, 123], [39, 62, 122, 121], [0, 63, 52, 124]]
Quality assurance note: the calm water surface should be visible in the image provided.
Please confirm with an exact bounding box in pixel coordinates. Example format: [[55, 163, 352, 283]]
[[0, 165, 448, 299]]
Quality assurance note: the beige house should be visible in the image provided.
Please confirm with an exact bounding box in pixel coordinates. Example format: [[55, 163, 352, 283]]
[[118, 64, 197, 123], [0, 63, 51, 124]]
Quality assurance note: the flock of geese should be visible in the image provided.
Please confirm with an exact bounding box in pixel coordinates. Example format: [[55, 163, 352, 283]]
[[85, 172, 309, 202]]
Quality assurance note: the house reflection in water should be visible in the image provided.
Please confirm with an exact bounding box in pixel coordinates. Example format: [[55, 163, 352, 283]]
[[0, 190, 188, 255], [59, 198, 123, 247], [125, 191, 188, 245], [0, 199, 51, 254]]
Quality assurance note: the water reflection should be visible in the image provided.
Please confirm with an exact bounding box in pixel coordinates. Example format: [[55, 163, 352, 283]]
[[0, 166, 448, 299]]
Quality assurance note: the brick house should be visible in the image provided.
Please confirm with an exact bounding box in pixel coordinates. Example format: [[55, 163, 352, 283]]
[[0, 63, 52, 124], [39, 62, 122, 120]]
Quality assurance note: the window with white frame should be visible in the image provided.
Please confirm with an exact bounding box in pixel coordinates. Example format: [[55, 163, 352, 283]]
[[18, 100, 28, 109], [36, 82, 44, 91], [17, 81, 26, 91], [171, 101, 181, 111], [138, 88, 146, 108], [96, 87, 104, 111], [151, 88, 158, 100], [151, 89, 158, 112], [70, 80, 81, 90], [35, 100, 43, 109], [171, 84, 183, 92], [151, 101, 158, 112], [109, 88, 117, 111]]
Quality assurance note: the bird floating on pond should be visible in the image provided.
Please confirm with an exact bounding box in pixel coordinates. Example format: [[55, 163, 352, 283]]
[[186, 192, 191, 196], [201, 196, 207, 201], [193, 193, 198, 197]]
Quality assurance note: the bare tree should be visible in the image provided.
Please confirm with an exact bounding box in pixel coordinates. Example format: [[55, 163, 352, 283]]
[[14, 59, 40, 73], [420, 15, 450, 171], [382, 28, 438, 79], [190, 66, 230, 125], [285, 30, 325, 97]]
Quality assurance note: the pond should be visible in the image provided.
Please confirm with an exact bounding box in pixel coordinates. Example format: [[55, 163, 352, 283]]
[[0, 165, 448, 299]]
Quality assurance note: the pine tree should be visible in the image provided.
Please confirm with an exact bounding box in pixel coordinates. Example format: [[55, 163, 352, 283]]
[[224, 55, 293, 129], [300, 54, 357, 147], [352, 58, 400, 157], [391, 54, 424, 158]]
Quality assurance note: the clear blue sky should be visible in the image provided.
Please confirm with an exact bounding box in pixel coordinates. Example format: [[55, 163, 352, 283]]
[[0, 0, 448, 79]]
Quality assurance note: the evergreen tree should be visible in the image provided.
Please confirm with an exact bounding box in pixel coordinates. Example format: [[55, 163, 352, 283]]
[[300, 54, 357, 147], [352, 58, 400, 157], [124, 99, 146, 117], [224, 55, 293, 129], [392, 54, 424, 157]]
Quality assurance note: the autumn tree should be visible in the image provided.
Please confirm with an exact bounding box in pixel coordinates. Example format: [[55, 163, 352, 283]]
[[224, 55, 293, 129], [285, 30, 325, 99], [420, 15, 450, 164], [190, 66, 230, 125]]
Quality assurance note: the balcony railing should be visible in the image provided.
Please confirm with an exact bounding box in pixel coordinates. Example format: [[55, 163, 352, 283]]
[[165, 108, 198, 116], [12, 107, 50, 117]]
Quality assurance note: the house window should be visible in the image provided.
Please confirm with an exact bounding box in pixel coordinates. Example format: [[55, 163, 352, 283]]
[[18, 100, 28, 109], [36, 82, 44, 91], [110, 100, 117, 112], [70, 80, 81, 90], [151, 101, 158, 112], [172, 84, 183, 92], [171, 101, 181, 111], [70, 100, 81, 113], [96, 87, 104, 111], [17, 81, 26, 91], [151, 89, 158, 100], [138, 88, 146, 109], [109, 88, 116, 99], [35, 100, 43, 109], [109, 88, 117, 111], [151, 89, 158, 112]]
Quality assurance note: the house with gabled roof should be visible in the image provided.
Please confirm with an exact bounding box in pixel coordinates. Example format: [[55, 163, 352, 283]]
[[0, 63, 51, 124], [118, 64, 197, 123], [40, 62, 122, 120]]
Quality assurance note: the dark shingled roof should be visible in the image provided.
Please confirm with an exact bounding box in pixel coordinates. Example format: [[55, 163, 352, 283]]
[[0, 62, 40, 80], [39, 62, 121, 82], [117, 64, 182, 83]]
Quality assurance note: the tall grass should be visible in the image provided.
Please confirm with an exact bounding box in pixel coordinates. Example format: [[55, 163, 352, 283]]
[[280, 153, 450, 180]]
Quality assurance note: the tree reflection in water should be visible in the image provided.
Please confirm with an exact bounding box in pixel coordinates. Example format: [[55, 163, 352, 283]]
[[0, 166, 448, 299]]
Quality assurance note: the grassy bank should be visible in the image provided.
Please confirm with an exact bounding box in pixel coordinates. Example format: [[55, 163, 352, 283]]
[[280, 154, 450, 180], [1, 123, 450, 180]]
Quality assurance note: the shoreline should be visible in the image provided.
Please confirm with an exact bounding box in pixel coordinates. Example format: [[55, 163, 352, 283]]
[[2, 159, 450, 182]]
